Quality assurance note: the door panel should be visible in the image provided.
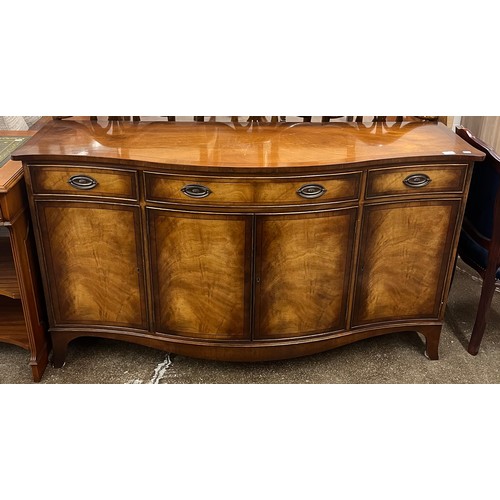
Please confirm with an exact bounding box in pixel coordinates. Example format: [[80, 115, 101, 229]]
[[36, 201, 147, 329], [352, 200, 460, 326], [149, 210, 252, 340], [255, 209, 356, 339]]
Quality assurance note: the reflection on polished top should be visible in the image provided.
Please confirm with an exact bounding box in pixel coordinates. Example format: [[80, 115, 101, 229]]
[[12, 119, 484, 169]]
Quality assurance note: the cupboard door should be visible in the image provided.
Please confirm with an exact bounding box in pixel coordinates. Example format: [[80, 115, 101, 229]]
[[352, 200, 460, 326], [255, 209, 357, 339], [149, 210, 252, 340], [36, 201, 148, 329]]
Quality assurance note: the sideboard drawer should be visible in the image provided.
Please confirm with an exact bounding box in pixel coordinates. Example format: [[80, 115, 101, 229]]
[[30, 165, 138, 200], [145, 172, 361, 206], [366, 164, 468, 198]]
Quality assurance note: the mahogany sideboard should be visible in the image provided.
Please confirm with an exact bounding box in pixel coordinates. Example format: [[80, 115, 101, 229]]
[[1, 131, 48, 381], [12, 120, 484, 367]]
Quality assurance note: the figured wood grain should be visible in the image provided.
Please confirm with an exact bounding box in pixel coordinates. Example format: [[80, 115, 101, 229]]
[[366, 164, 467, 197], [37, 202, 147, 328], [30, 165, 137, 199], [353, 200, 460, 325], [254, 175, 359, 204], [12, 120, 484, 169], [19, 121, 484, 366], [255, 210, 356, 338], [145, 172, 360, 206], [150, 210, 251, 339]]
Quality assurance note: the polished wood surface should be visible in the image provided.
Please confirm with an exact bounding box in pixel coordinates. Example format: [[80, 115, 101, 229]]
[[16, 120, 485, 367], [366, 164, 467, 198], [145, 172, 361, 206], [255, 210, 356, 339], [353, 201, 460, 326], [12, 120, 482, 169], [31, 165, 138, 199], [150, 211, 252, 340], [36, 202, 147, 329]]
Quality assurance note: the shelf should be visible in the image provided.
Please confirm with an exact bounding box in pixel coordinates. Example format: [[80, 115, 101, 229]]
[[0, 295, 28, 349], [0, 237, 20, 299]]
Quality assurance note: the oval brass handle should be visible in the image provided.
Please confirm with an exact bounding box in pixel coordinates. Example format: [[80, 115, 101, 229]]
[[297, 184, 327, 199], [68, 175, 99, 190], [403, 173, 431, 188], [181, 184, 212, 198]]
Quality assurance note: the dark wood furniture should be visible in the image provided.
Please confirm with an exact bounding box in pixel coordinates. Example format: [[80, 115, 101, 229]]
[[455, 126, 500, 355], [0, 130, 48, 381], [12, 119, 484, 368]]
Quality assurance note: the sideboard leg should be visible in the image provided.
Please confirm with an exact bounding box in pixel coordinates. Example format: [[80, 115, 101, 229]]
[[421, 325, 441, 360], [51, 334, 68, 368]]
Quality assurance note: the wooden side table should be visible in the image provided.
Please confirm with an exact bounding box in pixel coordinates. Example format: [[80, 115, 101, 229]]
[[0, 130, 48, 382]]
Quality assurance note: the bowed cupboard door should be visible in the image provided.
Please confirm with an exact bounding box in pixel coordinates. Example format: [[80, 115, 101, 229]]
[[149, 209, 253, 341], [352, 200, 460, 326], [254, 209, 357, 340], [35, 201, 148, 330]]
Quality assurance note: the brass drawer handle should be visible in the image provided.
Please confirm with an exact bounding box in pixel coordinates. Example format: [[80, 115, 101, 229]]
[[297, 184, 327, 199], [181, 184, 212, 198], [403, 173, 431, 188], [68, 175, 99, 190]]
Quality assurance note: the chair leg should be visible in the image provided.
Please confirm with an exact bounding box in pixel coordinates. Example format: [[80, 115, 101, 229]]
[[449, 250, 459, 286], [468, 265, 498, 355]]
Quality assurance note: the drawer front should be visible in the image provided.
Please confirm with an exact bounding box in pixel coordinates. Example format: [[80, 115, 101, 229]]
[[30, 165, 138, 200], [366, 164, 468, 198], [145, 172, 361, 206]]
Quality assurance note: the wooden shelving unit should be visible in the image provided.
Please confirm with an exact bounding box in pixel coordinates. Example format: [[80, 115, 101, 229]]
[[1, 130, 49, 382], [0, 234, 27, 349]]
